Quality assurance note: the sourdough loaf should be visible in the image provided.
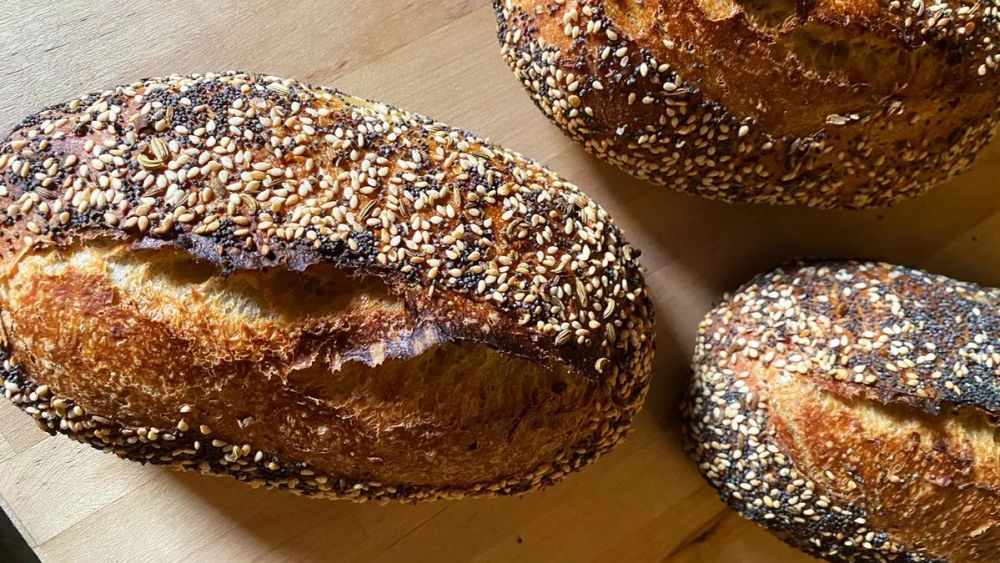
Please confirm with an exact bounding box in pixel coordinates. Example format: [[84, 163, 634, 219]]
[[495, 0, 1000, 208], [0, 71, 654, 501], [685, 261, 999, 561]]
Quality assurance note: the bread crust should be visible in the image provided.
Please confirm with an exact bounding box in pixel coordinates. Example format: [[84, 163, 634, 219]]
[[0, 72, 654, 501], [495, 0, 1000, 208], [685, 261, 999, 561]]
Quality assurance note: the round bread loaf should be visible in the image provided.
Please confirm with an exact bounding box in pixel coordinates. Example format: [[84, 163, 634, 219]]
[[0, 71, 654, 502], [685, 261, 999, 561], [495, 0, 1000, 208]]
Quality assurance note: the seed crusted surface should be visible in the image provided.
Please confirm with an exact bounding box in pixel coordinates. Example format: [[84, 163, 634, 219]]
[[684, 261, 999, 560], [495, 0, 1000, 208], [0, 71, 654, 501]]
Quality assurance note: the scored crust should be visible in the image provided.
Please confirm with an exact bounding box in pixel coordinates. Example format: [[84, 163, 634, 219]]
[[684, 262, 1000, 561], [495, 0, 1000, 208], [0, 71, 654, 501]]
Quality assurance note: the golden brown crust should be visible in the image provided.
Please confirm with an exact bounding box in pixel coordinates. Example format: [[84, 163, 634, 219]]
[[495, 0, 1000, 208], [0, 72, 654, 501], [684, 261, 1000, 561]]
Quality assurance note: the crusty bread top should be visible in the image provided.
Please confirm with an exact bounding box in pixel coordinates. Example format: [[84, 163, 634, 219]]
[[704, 261, 1000, 417], [686, 261, 1000, 560], [0, 71, 651, 382], [495, 0, 1000, 207]]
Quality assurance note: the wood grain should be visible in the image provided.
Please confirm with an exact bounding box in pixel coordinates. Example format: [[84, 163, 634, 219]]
[[0, 1, 997, 561]]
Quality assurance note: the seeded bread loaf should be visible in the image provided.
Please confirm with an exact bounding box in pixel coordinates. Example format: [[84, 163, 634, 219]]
[[685, 261, 999, 561], [495, 0, 1000, 208], [0, 71, 654, 502]]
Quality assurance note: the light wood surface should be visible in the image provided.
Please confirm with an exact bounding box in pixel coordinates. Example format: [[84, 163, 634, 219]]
[[0, 2, 997, 561]]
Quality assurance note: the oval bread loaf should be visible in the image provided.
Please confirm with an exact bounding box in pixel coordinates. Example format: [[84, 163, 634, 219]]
[[0, 71, 654, 502], [495, 0, 1000, 208], [685, 261, 999, 561]]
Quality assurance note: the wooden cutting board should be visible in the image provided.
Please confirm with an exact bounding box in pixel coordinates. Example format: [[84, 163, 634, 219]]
[[0, 2, 996, 561]]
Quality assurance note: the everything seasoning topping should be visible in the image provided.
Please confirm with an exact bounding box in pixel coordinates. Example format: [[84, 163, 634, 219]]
[[495, 0, 1000, 208], [0, 71, 651, 380], [684, 261, 999, 560]]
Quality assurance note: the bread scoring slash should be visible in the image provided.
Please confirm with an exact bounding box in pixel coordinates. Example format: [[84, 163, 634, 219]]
[[685, 261, 1000, 561], [0, 72, 654, 502], [495, 0, 1000, 208]]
